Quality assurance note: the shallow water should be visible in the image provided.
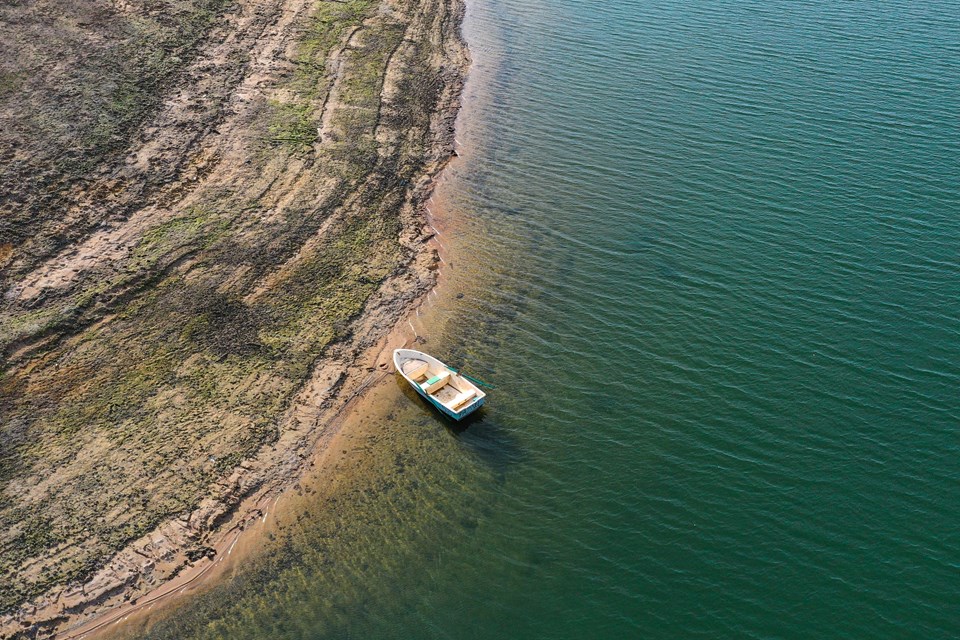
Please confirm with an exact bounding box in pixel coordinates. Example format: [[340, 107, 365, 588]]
[[121, 0, 960, 637]]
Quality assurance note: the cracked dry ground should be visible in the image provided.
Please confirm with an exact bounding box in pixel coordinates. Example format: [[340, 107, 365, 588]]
[[0, 0, 465, 628]]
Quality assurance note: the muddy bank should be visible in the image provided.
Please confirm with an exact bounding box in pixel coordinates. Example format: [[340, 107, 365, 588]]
[[0, 0, 468, 636]]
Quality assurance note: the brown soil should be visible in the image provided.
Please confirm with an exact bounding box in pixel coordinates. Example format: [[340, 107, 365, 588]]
[[0, 0, 468, 636]]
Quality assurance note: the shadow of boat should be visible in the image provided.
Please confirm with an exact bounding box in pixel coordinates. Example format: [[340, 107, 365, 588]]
[[393, 373, 526, 477]]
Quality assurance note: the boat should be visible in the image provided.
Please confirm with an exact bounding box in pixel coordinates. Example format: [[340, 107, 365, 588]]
[[393, 348, 486, 420]]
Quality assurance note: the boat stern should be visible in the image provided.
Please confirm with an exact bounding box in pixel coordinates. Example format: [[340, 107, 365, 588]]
[[450, 395, 485, 421]]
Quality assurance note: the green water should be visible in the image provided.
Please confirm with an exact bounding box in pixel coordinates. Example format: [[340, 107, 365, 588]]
[[125, 0, 960, 638]]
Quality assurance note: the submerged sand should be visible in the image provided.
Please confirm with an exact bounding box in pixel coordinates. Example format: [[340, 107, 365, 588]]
[[0, 0, 467, 636]]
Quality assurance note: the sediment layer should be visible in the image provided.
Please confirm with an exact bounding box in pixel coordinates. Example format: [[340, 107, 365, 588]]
[[0, 0, 467, 635]]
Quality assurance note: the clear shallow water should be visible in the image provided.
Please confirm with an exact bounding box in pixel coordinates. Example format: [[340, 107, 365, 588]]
[[123, 0, 960, 638]]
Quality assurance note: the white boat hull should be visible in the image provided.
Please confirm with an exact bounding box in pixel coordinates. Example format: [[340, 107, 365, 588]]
[[393, 348, 486, 420]]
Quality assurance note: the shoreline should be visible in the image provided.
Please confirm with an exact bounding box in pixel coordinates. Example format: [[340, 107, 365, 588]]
[[55, 186, 465, 640], [0, 0, 470, 636], [50, 297, 455, 640]]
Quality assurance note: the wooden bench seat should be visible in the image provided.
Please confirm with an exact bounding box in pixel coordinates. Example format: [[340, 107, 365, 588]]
[[402, 359, 430, 381], [447, 388, 477, 410], [422, 370, 450, 394]]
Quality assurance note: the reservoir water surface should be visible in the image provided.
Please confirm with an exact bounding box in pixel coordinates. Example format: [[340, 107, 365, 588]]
[[118, 0, 960, 637]]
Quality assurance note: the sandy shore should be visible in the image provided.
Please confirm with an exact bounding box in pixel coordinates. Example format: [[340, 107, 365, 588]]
[[47, 304, 455, 640], [0, 0, 468, 636]]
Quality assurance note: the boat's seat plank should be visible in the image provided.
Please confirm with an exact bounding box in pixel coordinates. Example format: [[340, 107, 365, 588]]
[[449, 388, 477, 410], [402, 359, 429, 380], [423, 371, 450, 394]]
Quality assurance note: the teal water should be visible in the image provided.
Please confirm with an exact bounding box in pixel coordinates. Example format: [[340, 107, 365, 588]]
[[124, 0, 960, 638]]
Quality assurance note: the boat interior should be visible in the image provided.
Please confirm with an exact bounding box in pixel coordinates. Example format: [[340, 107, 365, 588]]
[[401, 358, 479, 412]]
